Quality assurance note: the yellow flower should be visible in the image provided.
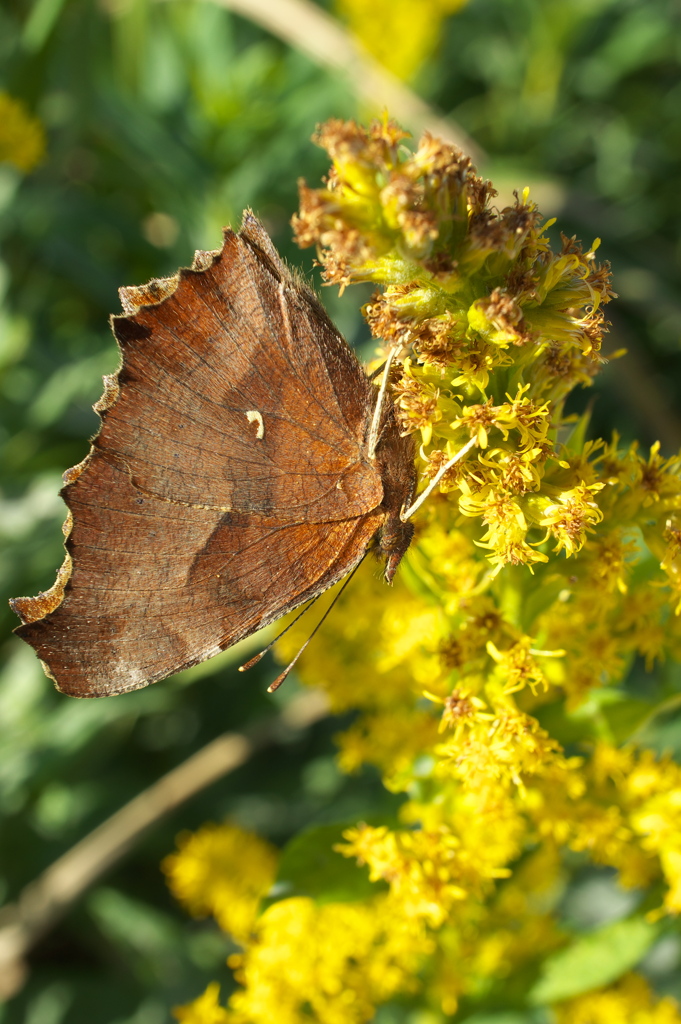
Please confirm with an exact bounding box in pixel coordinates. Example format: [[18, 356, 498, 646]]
[[0, 93, 45, 172], [458, 482, 549, 569], [538, 483, 605, 556], [638, 441, 681, 506], [486, 638, 558, 696], [335, 706, 440, 788], [336, 0, 468, 81], [228, 896, 431, 1024], [425, 687, 492, 736], [162, 823, 278, 942], [437, 706, 570, 790], [400, 784, 525, 889], [168, 117, 681, 1022], [173, 983, 231, 1024], [338, 824, 470, 925], [476, 446, 545, 494], [554, 973, 681, 1024]]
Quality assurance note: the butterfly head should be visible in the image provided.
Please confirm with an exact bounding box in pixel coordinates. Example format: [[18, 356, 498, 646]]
[[379, 515, 415, 584], [372, 410, 417, 584]]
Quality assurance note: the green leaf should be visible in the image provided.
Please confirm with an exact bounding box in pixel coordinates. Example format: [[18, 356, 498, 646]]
[[631, 692, 681, 757], [529, 916, 660, 1005], [22, 0, 66, 52], [601, 696, 655, 743], [520, 576, 571, 633], [561, 408, 592, 455], [534, 699, 597, 746], [275, 823, 386, 905], [565, 687, 652, 744]]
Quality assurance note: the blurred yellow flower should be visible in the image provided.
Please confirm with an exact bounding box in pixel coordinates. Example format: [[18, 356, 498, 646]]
[[162, 823, 277, 942], [228, 896, 432, 1024], [336, 0, 468, 81], [338, 824, 469, 926], [174, 983, 230, 1024], [554, 973, 681, 1024], [0, 93, 45, 172]]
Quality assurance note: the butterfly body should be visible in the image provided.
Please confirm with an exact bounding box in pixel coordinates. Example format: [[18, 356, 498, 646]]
[[10, 214, 415, 697]]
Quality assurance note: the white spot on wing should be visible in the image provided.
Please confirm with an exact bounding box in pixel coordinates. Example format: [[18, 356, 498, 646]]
[[203, 645, 223, 660], [246, 410, 265, 439]]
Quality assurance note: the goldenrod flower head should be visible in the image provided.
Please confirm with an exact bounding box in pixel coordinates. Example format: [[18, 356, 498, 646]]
[[537, 482, 605, 556], [425, 687, 491, 735], [167, 118, 681, 1023], [288, 111, 681, 928], [293, 122, 620, 571], [162, 823, 277, 942], [459, 482, 547, 570]]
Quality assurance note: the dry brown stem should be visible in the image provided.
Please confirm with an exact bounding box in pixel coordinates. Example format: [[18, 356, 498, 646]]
[[0, 689, 328, 1000]]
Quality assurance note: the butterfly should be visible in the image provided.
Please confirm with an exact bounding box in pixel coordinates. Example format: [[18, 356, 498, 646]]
[[10, 213, 417, 697]]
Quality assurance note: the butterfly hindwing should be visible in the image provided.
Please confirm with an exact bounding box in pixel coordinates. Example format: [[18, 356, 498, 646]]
[[15, 451, 383, 696]]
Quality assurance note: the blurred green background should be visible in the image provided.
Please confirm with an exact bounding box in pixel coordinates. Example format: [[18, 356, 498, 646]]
[[1, 0, 681, 1021]]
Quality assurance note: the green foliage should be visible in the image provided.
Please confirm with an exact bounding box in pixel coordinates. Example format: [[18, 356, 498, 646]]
[[529, 916, 661, 1004], [276, 823, 387, 903]]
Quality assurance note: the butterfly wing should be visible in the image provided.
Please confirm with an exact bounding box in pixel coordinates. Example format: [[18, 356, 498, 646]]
[[103, 213, 382, 520], [11, 215, 386, 696], [13, 452, 383, 696]]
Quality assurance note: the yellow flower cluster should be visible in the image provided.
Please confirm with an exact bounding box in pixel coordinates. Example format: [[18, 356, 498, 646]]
[[175, 983, 231, 1024], [226, 896, 431, 1024], [168, 119, 681, 1022], [585, 744, 681, 910], [162, 823, 277, 942], [0, 92, 45, 172], [335, 0, 468, 81], [171, 864, 432, 1024], [554, 974, 681, 1024]]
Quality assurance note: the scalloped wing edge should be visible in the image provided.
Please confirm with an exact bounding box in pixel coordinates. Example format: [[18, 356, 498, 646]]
[[9, 217, 261, 633]]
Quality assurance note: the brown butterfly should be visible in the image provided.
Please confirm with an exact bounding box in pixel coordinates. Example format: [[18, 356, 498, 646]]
[[10, 213, 417, 697]]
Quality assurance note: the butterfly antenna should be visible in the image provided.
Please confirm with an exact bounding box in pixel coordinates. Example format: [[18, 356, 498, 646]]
[[400, 436, 478, 521], [238, 596, 321, 673], [266, 559, 365, 693], [367, 346, 400, 460]]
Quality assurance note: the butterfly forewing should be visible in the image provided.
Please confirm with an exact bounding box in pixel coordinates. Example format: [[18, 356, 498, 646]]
[[102, 219, 381, 520]]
